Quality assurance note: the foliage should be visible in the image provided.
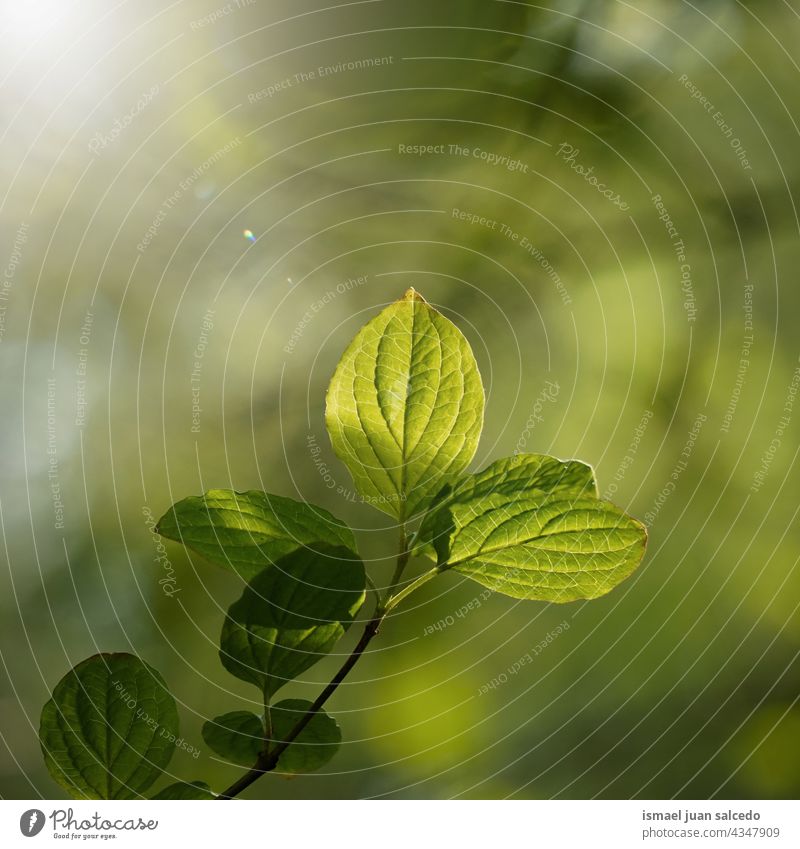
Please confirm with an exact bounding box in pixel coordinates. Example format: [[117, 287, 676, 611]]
[[39, 290, 646, 799]]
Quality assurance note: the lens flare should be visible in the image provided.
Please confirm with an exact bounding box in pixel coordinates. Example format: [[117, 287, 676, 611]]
[[243, 229, 256, 243]]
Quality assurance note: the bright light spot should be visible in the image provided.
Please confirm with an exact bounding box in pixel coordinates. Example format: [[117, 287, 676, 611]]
[[243, 229, 256, 243], [5, 0, 66, 41]]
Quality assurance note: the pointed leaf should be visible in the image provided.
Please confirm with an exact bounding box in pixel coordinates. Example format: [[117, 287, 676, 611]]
[[220, 545, 365, 698], [151, 781, 214, 799], [202, 711, 263, 766], [271, 699, 341, 775], [428, 492, 646, 602], [415, 453, 598, 562], [325, 288, 485, 519], [156, 489, 357, 581], [39, 653, 178, 800]]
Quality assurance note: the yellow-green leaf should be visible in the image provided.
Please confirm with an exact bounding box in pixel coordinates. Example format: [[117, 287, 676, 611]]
[[415, 453, 597, 562], [325, 289, 485, 519], [422, 490, 646, 602]]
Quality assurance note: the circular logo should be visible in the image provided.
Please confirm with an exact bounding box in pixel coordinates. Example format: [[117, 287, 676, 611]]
[[19, 809, 46, 837]]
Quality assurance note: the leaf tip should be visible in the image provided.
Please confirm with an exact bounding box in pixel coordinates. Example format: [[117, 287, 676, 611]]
[[402, 287, 426, 303]]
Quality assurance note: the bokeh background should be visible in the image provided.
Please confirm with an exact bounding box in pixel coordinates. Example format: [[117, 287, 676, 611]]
[[1, 0, 799, 800]]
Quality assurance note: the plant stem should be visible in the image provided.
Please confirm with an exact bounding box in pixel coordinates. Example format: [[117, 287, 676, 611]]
[[270, 614, 382, 757], [216, 531, 438, 800], [217, 614, 381, 799], [383, 524, 410, 607], [262, 700, 272, 755], [383, 566, 441, 613], [215, 752, 269, 800]]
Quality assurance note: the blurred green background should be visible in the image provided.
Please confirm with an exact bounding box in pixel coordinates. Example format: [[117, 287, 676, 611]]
[[1, 0, 799, 800]]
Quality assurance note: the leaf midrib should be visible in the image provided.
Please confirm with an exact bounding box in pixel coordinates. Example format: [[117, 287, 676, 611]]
[[444, 501, 642, 567]]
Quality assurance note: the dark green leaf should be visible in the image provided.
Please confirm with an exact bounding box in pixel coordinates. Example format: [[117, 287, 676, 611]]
[[202, 711, 263, 766], [220, 546, 365, 698], [151, 781, 214, 799], [39, 653, 178, 799], [271, 699, 341, 775], [156, 490, 357, 581], [325, 288, 485, 520]]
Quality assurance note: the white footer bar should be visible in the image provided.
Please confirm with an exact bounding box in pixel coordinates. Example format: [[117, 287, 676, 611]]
[[2, 799, 796, 848]]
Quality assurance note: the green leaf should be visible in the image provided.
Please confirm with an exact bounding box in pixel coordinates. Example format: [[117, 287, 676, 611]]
[[220, 545, 365, 698], [421, 490, 647, 602], [415, 453, 598, 562], [325, 288, 485, 519], [271, 699, 341, 775], [201, 703, 340, 774], [151, 781, 214, 799], [202, 711, 263, 767], [156, 489, 357, 581], [39, 653, 179, 800]]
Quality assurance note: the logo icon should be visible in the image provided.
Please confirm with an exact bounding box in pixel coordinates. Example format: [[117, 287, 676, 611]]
[[19, 809, 46, 837]]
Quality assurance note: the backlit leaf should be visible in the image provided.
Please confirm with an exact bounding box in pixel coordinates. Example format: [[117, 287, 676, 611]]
[[421, 492, 646, 602], [156, 489, 357, 581], [415, 453, 597, 563], [325, 288, 485, 519]]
